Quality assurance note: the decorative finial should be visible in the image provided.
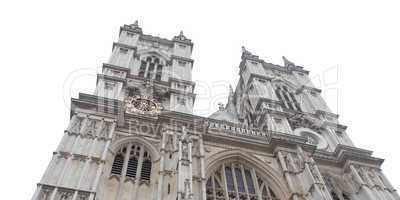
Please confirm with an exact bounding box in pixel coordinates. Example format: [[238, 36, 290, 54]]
[[130, 20, 139, 28], [229, 84, 234, 94], [282, 56, 295, 68], [241, 46, 248, 53], [173, 30, 191, 43], [218, 103, 225, 111], [128, 20, 143, 34], [241, 46, 253, 56], [177, 31, 186, 40]]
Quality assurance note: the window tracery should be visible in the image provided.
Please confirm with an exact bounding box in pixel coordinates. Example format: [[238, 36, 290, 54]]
[[274, 85, 301, 112], [138, 56, 163, 81], [110, 144, 152, 183], [206, 162, 280, 200]]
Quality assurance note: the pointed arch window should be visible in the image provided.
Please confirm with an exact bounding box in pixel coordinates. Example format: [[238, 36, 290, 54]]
[[110, 143, 153, 184], [206, 162, 280, 200], [138, 56, 164, 81], [275, 85, 302, 112]]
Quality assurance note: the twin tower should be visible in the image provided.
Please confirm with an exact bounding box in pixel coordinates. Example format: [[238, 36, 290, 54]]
[[32, 21, 399, 200]]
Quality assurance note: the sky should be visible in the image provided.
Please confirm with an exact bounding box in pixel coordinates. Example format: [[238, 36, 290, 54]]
[[0, 0, 399, 199]]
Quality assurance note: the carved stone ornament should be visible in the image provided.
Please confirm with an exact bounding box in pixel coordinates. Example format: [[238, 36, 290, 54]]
[[125, 95, 162, 115]]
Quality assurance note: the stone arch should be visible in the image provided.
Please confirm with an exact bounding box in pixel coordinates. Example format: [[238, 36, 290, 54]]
[[110, 135, 160, 161], [205, 149, 290, 199], [100, 136, 159, 200]]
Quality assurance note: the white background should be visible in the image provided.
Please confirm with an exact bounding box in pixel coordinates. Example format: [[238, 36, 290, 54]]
[[0, 0, 399, 199]]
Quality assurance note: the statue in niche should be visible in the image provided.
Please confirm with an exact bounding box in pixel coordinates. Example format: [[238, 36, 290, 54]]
[[84, 119, 97, 136], [183, 178, 192, 200], [367, 169, 377, 185], [309, 164, 321, 182], [179, 126, 191, 166], [99, 122, 109, 138], [143, 79, 154, 98], [182, 144, 189, 160], [59, 191, 72, 200], [165, 135, 175, 152], [78, 193, 88, 200], [69, 117, 82, 133], [39, 188, 51, 200]]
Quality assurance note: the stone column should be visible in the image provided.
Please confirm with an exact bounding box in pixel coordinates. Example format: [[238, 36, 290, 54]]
[[198, 135, 206, 200], [133, 145, 145, 200], [221, 163, 229, 200], [157, 129, 167, 200], [177, 126, 193, 200]]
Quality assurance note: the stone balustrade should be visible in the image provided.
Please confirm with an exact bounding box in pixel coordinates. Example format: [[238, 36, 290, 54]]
[[207, 120, 268, 138]]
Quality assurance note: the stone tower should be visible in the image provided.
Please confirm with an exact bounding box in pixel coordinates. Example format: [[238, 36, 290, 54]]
[[31, 21, 399, 200]]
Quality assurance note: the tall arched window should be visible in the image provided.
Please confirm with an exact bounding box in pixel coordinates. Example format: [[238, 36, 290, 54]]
[[138, 56, 163, 81], [110, 143, 153, 183], [206, 162, 280, 200], [274, 85, 302, 112]]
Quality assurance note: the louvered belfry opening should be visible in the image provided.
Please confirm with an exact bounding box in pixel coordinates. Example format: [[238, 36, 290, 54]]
[[111, 153, 124, 175], [126, 156, 138, 178], [138, 56, 163, 80], [110, 143, 152, 183], [140, 159, 152, 181]]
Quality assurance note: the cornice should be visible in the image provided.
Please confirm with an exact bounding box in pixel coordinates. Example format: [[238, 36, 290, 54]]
[[102, 63, 130, 73], [119, 24, 143, 35], [71, 93, 121, 116], [262, 62, 310, 75], [270, 132, 317, 153], [140, 34, 174, 47], [112, 42, 138, 51], [127, 75, 170, 87], [37, 183, 96, 194], [315, 110, 339, 119], [168, 88, 196, 98], [313, 144, 384, 168], [169, 77, 196, 86], [322, 121, 347, 131], [96, 74, 127, 86], [171, 55, 194, 64], [296, 85, 322, 94]]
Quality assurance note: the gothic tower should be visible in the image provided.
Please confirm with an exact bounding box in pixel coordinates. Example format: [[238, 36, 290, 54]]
[[32, 21, 399, 200]]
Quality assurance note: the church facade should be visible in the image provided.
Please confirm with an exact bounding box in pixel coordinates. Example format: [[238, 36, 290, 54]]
[[31, 21, 399, 200]]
